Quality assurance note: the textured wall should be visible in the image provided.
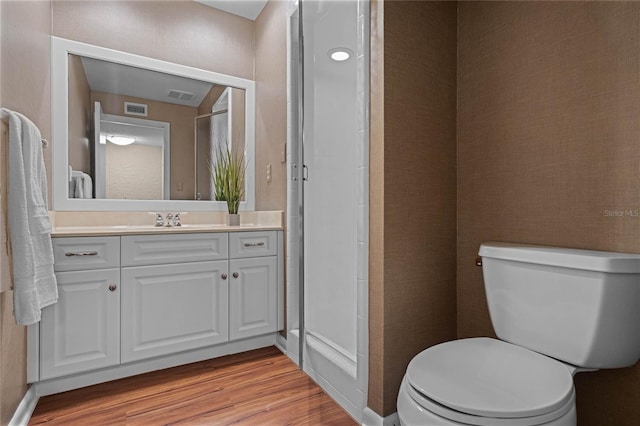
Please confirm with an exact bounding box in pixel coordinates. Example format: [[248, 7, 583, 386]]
[[106, 143, 163, 200], [368, 0, 458, 417], [0, 0, 52, 423], [255, 0, 287, 212], [52, 0, 254, 81], [67, 54, 91, 174], [457, 2, 640, 425]]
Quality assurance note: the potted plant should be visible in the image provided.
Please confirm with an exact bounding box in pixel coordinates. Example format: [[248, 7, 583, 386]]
[[210, 145, 245, 226]]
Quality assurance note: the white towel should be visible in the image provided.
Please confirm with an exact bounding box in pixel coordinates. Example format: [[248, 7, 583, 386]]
[[4, 108, 58, 325], [69, 171, 92, 199], [70, 175, 83, 198], [81, 173, 93, 199]]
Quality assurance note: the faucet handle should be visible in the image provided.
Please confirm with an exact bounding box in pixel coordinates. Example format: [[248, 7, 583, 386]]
[[173, 212, 186, 227], [150, 212, 164, 227]]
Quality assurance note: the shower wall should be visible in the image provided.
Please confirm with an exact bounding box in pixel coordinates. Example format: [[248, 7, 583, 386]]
[[303, 2, 359, 359]]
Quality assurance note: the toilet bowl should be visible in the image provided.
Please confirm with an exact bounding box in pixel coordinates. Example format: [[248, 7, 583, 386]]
[[397, 339, 577, 426], [397, 242, 640, 426]]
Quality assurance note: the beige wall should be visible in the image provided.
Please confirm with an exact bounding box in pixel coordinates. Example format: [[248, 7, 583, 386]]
[[91, 91, 197, 200], [255, 0, 287, 212], [368, 0, 458, 416], [457, 2, 640, 425], [52, 0, 255, 81], [231, 88, 246, 162], [196, 85, 226, 201], [0, 1, 52, 424], [67, 54, 91, 174]]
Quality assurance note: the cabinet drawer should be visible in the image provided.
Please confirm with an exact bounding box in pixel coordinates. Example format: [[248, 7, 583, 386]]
[[229, 231, 277, 259], [52, 236, 120, 272], [121, 233, 228, 267]]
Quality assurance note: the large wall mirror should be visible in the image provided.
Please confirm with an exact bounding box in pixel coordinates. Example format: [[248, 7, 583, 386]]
[[52, 37, 255, 211]]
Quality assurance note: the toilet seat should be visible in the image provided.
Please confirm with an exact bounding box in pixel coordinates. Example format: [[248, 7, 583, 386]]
[[404, 338, 575, 425]]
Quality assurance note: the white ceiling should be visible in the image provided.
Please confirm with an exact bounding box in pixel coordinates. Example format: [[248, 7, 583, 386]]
[[194, 0, 268, 21], [80, 57, 214, 108]]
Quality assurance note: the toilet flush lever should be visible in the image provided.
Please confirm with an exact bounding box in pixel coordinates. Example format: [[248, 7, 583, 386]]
[[475, 256, 483, 266]]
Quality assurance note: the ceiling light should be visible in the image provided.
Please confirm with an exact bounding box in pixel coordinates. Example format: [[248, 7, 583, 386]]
[[329, 48, 353, 62], [107, 135, 135, 146]]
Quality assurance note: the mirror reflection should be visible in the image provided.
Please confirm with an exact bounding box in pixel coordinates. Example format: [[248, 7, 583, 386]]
[[67, 54, 246, 201]]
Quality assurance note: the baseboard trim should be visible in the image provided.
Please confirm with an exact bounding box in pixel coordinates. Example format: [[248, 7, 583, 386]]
[[33, 334, 276, 396], [9, 385, 39, 426], [275, 333, 287, 354], [362, 407, 399, 426]]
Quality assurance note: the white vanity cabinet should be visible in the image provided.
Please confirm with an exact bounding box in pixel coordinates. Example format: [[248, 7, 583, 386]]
[[228, 232, 279, 340], [120, 233, 229, 363], [40, 237, 121, 380], [32, 229, 283, 395]]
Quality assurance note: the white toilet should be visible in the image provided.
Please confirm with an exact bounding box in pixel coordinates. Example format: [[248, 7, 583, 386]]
[[397, 242, 640, 426]]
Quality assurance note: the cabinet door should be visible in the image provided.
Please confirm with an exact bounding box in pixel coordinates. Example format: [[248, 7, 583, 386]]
[[40, 269, 120, 380], [121, 261, 228, 363], [229, 257, 277, 340]]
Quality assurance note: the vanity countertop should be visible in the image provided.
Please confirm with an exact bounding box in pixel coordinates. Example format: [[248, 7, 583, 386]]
[[51, 224, 282, 237], [49, 211, 284, 237]]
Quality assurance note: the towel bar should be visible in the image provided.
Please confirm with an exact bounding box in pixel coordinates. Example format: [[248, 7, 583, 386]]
[[0, 108, 48, 149]]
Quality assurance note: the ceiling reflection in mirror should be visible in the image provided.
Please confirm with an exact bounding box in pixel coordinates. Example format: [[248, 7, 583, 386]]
[[67, 53, 246, 201]]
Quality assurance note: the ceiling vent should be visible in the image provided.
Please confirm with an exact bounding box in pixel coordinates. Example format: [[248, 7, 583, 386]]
[[168, 89, 196, 101], [124, 102, 148, 117]]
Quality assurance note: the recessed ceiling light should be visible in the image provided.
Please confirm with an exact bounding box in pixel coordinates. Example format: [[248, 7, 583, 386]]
[[329, 48, 353, 62], [107, 135, 135, 146]]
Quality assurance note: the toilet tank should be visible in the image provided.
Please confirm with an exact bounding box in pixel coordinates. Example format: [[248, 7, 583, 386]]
[[479, 242, 640, 369]]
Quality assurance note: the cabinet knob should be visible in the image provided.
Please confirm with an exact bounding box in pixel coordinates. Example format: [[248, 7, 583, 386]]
[[108, 284, 117, 292], [221, 273, 228, 280], [232, 272, 239, 279]]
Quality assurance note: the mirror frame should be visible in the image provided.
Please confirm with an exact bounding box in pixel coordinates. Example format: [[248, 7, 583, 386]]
[[52, 37, 256, 211]]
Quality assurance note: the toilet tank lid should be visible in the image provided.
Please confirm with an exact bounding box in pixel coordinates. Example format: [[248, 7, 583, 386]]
[[479, 242, 640, 273]]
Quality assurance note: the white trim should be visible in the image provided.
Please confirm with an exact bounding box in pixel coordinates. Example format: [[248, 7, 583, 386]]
[[33, 333, 276, 396], [275, 333, 287, 354], [27, 324, 39, 383], [52, 36, 255, 211], [306, 332, 356, 378], [9, 386, 39, 426], [362, 408, 400, 426]]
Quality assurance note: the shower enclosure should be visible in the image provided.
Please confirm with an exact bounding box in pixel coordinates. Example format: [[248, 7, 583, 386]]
[[286, 0, 369, 421]]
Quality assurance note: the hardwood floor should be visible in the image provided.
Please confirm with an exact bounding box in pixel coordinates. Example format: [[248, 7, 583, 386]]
[[29, 347, 357, 425]]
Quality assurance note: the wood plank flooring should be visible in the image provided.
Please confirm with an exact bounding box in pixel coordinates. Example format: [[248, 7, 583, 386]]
[[29, 346, 357, 425]]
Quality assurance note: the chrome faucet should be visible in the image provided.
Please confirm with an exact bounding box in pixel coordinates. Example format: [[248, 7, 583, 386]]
[[173, 213, 182, 227], [165, 213, 174, 227]]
